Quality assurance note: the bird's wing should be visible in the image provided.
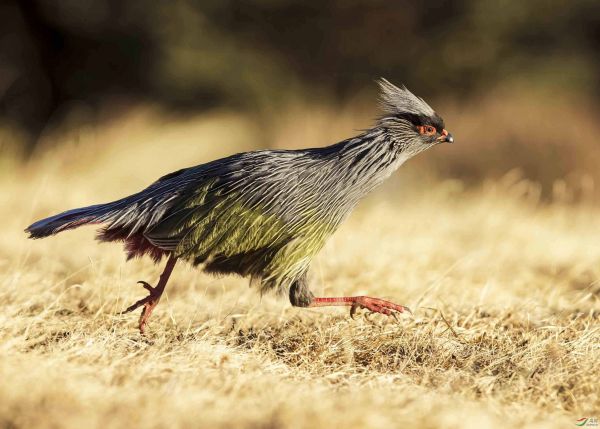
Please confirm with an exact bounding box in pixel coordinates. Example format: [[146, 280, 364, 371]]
[[143, 150, 312, 259]]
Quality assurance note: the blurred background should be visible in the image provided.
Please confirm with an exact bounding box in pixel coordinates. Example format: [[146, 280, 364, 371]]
[[1, 0, 599, 201], [2, 4, 600, 427]]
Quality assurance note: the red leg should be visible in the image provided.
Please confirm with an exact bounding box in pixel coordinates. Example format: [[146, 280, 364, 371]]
[[309, 296, 411, 319], [122, 254, 177, 334]]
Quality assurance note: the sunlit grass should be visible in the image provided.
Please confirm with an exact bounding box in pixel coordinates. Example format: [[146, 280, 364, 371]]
[[0, 106, 598, 428]]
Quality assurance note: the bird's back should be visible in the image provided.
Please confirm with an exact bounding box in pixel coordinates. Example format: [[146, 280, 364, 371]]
[[140, 147, 353, 292], [28, 127, 399, 293]]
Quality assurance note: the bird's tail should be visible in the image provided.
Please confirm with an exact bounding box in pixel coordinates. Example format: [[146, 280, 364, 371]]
[[25, 203, 118, 239], [25, 172, 183, 241]]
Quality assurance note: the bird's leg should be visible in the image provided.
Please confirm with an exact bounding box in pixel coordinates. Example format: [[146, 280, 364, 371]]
[[121, 254, 177, 334], [309, 296, 411, 319]]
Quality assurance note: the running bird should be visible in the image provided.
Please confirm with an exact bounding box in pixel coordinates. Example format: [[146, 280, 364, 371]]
[[26, 79, 453, 333]]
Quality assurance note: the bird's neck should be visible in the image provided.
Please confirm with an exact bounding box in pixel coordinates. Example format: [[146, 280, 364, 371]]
[[310, 128, 411, 213], [331, 128, 410, 184]]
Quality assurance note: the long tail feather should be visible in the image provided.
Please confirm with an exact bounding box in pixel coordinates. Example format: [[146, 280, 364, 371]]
[[25, 203, 119, 239], [25, 167, 192, 241]]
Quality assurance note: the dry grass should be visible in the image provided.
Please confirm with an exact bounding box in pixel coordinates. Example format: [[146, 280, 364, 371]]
[[0, 107, 599, 429]]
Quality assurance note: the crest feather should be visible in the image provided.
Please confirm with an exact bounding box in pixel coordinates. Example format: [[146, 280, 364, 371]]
[[377, 78, 435, 117]]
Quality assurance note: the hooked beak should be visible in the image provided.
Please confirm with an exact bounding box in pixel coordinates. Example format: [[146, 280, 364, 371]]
[[438, 129, 454, 144]]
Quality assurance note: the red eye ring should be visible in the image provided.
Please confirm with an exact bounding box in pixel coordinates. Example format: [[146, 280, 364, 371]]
[[417, 125, 437, 136]]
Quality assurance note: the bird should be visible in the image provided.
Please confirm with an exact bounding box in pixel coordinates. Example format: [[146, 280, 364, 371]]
[[25, 79, 453, 334]]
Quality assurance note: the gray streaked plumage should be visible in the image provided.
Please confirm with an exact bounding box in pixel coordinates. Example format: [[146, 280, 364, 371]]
[[26, 79, 453, 330]]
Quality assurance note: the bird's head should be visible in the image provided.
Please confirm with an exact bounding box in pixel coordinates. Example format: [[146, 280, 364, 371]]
[[377, 78, 453, 156]]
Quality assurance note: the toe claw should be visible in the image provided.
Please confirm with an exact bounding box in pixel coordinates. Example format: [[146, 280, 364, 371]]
[[137, 281, 154, 293], [121, 281, 157, 315], [121, 297, 147, 314], [350, 302, 360, 319], [364, 312, 377, 324], [352, 297, 411, 320]]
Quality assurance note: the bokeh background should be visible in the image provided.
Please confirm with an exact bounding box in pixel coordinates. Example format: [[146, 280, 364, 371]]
[[1, 0, 600, 201], [1, 3, 599, 429]]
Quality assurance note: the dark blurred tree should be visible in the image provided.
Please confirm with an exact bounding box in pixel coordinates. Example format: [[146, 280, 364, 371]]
[[1, 0, 598, 151]]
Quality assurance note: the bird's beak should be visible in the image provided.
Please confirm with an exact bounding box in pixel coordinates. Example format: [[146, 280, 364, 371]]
[[438, 129, 454, 143]]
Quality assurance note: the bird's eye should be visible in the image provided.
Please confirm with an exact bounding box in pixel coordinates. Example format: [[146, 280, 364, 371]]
[[417, 125, 437, 136]]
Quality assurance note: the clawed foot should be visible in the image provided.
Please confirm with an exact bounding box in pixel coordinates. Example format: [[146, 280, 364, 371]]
[[121, 281, 163, 334], [349, 296, 411, 320]]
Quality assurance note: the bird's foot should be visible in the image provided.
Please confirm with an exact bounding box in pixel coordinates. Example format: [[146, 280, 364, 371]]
[[121, 281, 163, 334], [349, 296, 411, 319], [309, 295, 410, 320]]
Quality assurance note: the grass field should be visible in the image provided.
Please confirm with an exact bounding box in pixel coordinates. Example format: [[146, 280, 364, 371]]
[[0, 108, 599, 428]]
